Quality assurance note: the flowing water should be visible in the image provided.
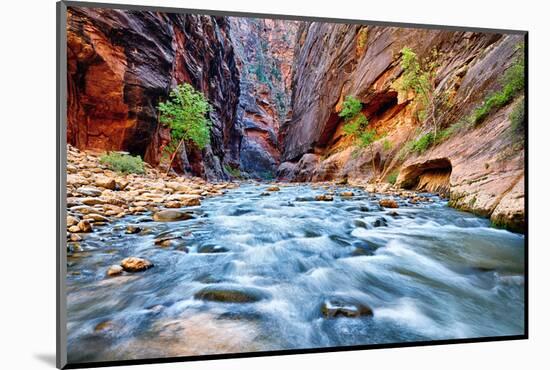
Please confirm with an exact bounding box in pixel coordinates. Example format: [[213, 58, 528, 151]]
[[66, 184, 525, 363]]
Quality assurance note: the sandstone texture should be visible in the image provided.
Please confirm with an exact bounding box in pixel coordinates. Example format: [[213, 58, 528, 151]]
[[278, 25, 525, 231]]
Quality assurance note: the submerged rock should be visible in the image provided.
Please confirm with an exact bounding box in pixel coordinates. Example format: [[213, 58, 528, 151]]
[[125, 225, 142, 234], [372, 217, 388, 228], [266, 186, 280, 192], [120, 257, 153, 272], [106, 265, 123, 276], [153, 210, 194, 222], [198, 244, 229, 254], [321, 298, 373, 318], [194, 285, 270, 303]]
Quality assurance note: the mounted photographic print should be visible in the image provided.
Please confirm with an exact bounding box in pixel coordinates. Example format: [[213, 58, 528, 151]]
[[56, 1, 527, 368]]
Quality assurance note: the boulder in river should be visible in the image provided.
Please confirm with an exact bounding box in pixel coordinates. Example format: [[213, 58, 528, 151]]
[[315, 194, 334, 201], [125, 225, 142, 234], [379, 199, 399, 208], [340, 191, 354, 197], [120, 257, 153, 272], [266, 186, 280, 192], [321, 298, 373, 318], [153, 210, 194, 222], [194, 285, 270, 303]]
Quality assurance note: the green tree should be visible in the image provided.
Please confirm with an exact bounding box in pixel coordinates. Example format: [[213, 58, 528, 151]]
[[340, 97, 379, 174], [400, 47, 440, 137], [158, 83, 212, 175]]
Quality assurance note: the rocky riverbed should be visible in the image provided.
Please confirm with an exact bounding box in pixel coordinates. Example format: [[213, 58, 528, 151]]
[[66, 145, 239, 245]]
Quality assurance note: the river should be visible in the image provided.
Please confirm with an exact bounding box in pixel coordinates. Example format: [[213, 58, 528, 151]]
[[66, 183, 525, 363]]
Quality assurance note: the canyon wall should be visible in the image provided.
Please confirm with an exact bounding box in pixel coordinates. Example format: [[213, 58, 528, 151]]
[[279, 24, 525, 231], [228, 17, 298, 178], [67, 7, 241, 180]]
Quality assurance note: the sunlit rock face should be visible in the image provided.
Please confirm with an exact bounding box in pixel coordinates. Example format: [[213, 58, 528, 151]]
[[281, 24, 524, 231], [66, 7, 241, 180]]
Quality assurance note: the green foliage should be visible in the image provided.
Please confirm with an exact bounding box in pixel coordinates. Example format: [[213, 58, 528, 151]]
[[387, 170, 399, 185], [158, 83, 212, 153], [510, 96, 525, 132], [400, 47, 432, 118], [342, 114, 369, 137], [356, 27, 368, 54], [100, 152, 145, 174], [471, 43, 525, 125], [382, 138, 392, 151], [224, 164, 242, 178], [339, 96, 363, 121], [358, 128, 377, 148], [410, 132, 434, 154]]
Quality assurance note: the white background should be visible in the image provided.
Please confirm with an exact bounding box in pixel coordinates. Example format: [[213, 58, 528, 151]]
[[0, 0, 547, 368]]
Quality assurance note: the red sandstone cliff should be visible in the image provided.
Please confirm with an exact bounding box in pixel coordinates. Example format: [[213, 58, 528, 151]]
[[279, 25, 525, 231], [66, 7, 241, 180]]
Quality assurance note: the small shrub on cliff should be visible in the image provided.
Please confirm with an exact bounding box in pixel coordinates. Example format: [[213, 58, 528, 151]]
[[399, 47, 440, 136], [340, 98, 379, 174], [387, 170, 399, 185], [411, 132, 434, 153], [339, 96, 363, 121], [382, 138, 393, 151], [158, 83, 212, 174], [100, 152, 145, 174], [510, 96, 525, 133], [471, 43, 525, 125]]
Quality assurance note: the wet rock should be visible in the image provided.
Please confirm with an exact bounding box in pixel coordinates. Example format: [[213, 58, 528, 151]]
[[372, 217, 388, 228], [67, 242, 82, 253], [260, 192, 271, 196], [164, 201, 181, 208], [153, 210, 194, 222], [94, 320, 115, 333], [68, 233, 82, 242], [77, 219, 93, 233], [321, 298, 373, 318], [106, 265, 123, 276], [340, 191, 354, 197], [295, 196, 314, 202], [194, 285, 270, 303], [266, 186, 280, 192], [125, 225, 142, 234], [120, 257, 153, 272], [198, 244, 229, 254], [67, 215, 79, 227], [387, 210, 400, 217], [315, 194, 334, 201], [379, 199, 399, 208], [353, 219, 368, 228], [68, 225, 80, 233]]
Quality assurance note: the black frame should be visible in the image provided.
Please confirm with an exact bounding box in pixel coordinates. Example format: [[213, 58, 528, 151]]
[[56, 1, 529, 368]]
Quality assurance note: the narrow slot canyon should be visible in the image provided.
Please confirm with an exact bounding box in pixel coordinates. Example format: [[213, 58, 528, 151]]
[[63, 6, 526, 364]]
